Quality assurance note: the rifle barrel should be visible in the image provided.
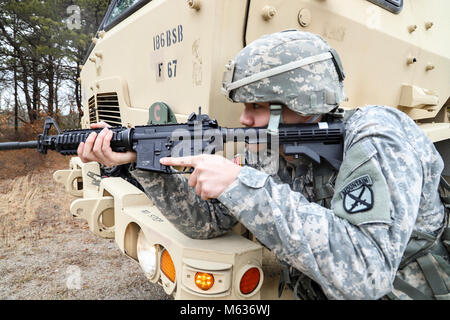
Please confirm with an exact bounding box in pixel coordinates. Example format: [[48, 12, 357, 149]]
[[0, 141, 38, 150]]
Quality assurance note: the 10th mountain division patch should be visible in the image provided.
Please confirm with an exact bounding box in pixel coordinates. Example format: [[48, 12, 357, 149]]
[[341, 174, 374, 214]]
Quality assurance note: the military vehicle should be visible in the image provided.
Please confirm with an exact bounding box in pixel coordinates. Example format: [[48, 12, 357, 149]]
[[53, 0, 450, 299]]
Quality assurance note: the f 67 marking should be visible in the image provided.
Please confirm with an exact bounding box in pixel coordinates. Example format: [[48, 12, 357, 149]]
[[156, 59, 178, 80]]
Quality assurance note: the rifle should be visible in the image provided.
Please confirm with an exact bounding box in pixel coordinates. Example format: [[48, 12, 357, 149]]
[[0, 111, 345, 172]]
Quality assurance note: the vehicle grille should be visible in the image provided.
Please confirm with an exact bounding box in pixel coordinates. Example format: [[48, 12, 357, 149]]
[[96, 92, 122, 126], [87, 92, 122, 126], [88, 96, 97, 123]]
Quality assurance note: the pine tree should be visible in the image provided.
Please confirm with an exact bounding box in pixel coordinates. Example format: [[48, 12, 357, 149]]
[[0, 0, 109, 124]]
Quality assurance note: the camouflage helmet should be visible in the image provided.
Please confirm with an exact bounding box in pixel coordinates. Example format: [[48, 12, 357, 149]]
[[222, 30, 346, 116]]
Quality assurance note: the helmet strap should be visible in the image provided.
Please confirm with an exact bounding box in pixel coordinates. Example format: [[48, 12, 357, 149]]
[[267, 104, 283, 135]]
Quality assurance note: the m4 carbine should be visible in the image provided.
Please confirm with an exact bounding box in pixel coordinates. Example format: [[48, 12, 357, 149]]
[[0, 111, 345, 172]]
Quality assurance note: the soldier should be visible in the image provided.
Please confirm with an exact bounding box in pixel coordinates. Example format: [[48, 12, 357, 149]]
[[78, 30, 449, 300]]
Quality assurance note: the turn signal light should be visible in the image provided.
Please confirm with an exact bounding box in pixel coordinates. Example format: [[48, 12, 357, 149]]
[[160, 249, 176, 283], [240, 267, 260, 295], [195, 272, 214, 291]]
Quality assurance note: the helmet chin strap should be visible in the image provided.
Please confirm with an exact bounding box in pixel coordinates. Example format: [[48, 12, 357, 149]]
[[267, 104, 322, 134], [267, 104, 283, 135]]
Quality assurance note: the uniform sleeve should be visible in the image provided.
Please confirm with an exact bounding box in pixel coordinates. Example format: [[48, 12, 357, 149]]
[[130, 168, 238, 239], [218, 119, 424, 299]]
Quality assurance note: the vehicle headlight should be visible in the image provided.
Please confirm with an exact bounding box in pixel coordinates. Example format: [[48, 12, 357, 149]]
[[137, 230, 158, 281]]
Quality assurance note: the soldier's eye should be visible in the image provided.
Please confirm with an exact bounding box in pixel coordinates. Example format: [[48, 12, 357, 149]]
[[252, 103, 260, 109]]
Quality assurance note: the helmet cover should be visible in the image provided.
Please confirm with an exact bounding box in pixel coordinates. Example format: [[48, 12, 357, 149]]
[[222, 30, 345, 115]]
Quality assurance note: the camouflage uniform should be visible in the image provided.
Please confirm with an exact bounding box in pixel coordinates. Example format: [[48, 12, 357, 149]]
[[131, 105, 447, 299], [130, 30, 449, 299]]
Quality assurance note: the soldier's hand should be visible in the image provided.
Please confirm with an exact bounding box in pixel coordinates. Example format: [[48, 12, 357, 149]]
[[160, 154, 242, 200], [77, 121, 137, 167]]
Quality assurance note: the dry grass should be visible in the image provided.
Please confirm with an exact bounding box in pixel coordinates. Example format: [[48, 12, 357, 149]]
[[0, 152, 74, 247], [0, 150, 171, 300]]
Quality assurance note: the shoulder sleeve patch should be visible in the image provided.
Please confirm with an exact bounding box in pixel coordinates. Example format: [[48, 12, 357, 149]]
[[332, 140, 392, 226]]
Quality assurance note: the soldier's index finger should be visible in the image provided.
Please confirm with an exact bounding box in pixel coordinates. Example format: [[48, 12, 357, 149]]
[[160, 156, 197, 167]]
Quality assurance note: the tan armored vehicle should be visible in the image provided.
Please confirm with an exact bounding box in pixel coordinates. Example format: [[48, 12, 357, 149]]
[[54, 0, 450, 299]]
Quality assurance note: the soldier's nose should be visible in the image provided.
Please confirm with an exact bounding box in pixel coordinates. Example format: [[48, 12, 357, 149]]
[[240, 111, 254, 127]]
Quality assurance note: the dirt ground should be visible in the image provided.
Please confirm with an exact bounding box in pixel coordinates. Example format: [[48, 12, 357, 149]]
[[0, 149, 172, 300]]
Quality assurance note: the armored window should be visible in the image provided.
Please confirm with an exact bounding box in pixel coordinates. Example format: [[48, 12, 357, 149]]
[[106, 0, 141, 25], [101, 0, 152, 30], [366, 0, 403, 14]]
